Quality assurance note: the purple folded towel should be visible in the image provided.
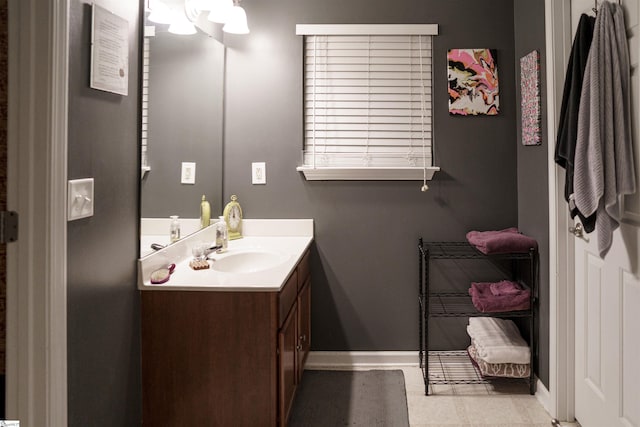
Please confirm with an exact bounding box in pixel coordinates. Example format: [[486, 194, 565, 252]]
[[466, 228, 538, 255], [469, 281, 530, 313], [490, 280, 523, 296]]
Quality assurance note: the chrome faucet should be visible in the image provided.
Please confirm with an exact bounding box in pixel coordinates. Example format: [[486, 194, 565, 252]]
[[191, 242, 222, 260], [204, 243, 223, 257]]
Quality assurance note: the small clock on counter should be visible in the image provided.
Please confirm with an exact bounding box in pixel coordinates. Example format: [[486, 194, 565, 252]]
[[223, 194, 243, 240]]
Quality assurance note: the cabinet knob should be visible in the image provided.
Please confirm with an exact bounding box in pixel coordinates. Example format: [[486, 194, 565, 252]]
[[299, 334, 306, 342], [296, 344, 302, 351]]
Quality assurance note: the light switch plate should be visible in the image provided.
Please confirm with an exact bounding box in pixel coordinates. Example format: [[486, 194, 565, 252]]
[[68, 178, 94, 221], [181, 162, 196, 184], [252, 162, 266, 185]]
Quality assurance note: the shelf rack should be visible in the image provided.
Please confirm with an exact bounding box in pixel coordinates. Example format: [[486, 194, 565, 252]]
[[418, 239, 537, 395]]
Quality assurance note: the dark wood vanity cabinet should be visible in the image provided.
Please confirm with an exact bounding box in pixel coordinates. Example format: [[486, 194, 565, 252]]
[[278, 291, 298, 425], [277, 251, 311, 426], [141, 250, 311, 427], [297, 277, 311, 381]]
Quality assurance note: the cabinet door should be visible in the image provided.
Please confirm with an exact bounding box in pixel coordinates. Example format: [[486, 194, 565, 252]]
[[278, 302, 297, 427], [296, 278, 311, 382]]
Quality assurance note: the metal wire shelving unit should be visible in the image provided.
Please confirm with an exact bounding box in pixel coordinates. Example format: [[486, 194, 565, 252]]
[[418, 239, 537, 395]]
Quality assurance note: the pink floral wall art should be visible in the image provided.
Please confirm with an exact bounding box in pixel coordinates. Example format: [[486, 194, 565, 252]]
[[520, 50, 541, 145], [447, 49, 500, 115]]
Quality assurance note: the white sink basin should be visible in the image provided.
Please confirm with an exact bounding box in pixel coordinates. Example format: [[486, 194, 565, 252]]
[[213, 250, 289, 274]]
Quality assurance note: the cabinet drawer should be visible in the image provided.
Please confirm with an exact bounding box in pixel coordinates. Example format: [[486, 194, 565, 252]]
[[279, 270, 298, 327], [297, 250, 310, 291]]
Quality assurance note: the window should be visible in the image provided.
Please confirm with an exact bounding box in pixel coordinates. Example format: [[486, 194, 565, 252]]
[[296, 24, 439, 181]]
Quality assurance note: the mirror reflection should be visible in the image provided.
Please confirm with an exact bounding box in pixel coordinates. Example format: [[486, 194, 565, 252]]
[[140, 4, 225, 257]]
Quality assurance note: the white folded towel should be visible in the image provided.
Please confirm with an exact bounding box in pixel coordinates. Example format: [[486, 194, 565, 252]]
[[467, 317, 530, 364]]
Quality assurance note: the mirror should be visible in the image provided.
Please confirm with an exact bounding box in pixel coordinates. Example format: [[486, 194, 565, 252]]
[[140, 4, 225, 257]]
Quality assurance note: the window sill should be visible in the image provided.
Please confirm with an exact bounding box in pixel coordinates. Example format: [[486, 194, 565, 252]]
[[296, 166, 440, 181]]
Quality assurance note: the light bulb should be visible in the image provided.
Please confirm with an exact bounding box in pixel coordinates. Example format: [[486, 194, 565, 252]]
[[168, 9, 197, 35], [208, 0, 234, 23], [223, 5, 250, 34], [193, 0, 215, 10], [147, 0, 172, 24]]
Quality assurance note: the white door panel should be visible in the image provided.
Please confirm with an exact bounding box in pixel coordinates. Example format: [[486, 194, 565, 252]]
[[621, 268, 640, 426], [583, 252, 603, 394], [571, 1, 640, 427]]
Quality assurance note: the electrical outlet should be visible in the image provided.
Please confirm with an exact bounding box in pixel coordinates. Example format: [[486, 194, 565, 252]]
[[181, 162, 196, 184], [68, 178, 94, 221], [252, 162, 266, 184]]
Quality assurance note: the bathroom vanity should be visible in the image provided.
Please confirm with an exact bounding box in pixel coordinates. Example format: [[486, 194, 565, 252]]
[[138, 220, 313, 426]]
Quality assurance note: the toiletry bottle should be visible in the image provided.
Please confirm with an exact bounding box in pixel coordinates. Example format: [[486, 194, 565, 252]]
[[200, 195, 211, 229], [170, 215, 180, 243], [216, 216, 228, 252]]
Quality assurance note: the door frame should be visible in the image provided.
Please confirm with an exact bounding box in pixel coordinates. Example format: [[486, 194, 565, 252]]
[[544, 0, 576, 422], [6, 0, 68, 425]]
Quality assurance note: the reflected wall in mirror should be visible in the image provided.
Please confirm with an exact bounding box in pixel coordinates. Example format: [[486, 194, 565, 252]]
[[140, 3, 225, 257]]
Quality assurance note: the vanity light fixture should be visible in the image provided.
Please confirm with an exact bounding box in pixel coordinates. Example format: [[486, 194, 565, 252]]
[[168, 8, 197, 35], [156, 0, 249, 36], [223, 1, 250, 34], [147, 0, 173, 24], [207, 0, 234, 24], [192, 0, 215, 10], [184, 0, 204, 22]]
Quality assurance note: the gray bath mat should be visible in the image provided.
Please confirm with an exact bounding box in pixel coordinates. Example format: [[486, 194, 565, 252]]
[[288, 369, 410, 426]]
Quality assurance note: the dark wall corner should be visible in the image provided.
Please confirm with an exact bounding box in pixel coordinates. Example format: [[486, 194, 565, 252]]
[[513, 0, 550, 388]]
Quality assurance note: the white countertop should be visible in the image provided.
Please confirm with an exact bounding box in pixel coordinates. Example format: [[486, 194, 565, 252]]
[[138, 219, 313, 292]]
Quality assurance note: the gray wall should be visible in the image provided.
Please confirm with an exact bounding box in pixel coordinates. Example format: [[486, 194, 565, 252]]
[[514, 0, 550, 387], [67, 0, 141, 425], [223, 0, 519, 352], [141, 31, 224, 218], [60, 1, 551, 421]]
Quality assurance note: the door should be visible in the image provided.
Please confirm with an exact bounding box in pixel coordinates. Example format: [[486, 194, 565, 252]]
[[1, 0, 7, 417], [6, 0, 69, 424], [296, 278, 311, 382], [570, 1, 640, 426]]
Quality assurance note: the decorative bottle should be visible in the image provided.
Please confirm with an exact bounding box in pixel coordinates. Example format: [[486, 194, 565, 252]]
[[200, 195, 211, 229], [169, 215, 180, 243], [216, 216, 228, 252]]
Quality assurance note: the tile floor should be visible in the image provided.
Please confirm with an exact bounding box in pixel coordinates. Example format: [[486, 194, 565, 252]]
[[400, 356, 581, 427]]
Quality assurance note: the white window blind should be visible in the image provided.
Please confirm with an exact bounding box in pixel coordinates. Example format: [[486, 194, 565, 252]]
[[296, 24, 439, 181]]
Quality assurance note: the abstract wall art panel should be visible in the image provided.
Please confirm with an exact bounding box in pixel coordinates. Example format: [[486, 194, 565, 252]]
[[520, 50, 541, 146], [447, 48, 499, 116]]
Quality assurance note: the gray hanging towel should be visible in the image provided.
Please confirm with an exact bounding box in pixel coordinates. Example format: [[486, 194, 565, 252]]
[[573, 1, 637, 258]]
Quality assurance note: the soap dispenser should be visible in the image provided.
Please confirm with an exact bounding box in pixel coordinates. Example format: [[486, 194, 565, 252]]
[[169, 215, 180, 243], [215, 216, 228, 252], [200, 195, 211, 229]]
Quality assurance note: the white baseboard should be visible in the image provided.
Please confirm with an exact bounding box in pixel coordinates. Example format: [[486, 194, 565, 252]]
[[305, 351, 420, 370], [535, 377, 551, 412]]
